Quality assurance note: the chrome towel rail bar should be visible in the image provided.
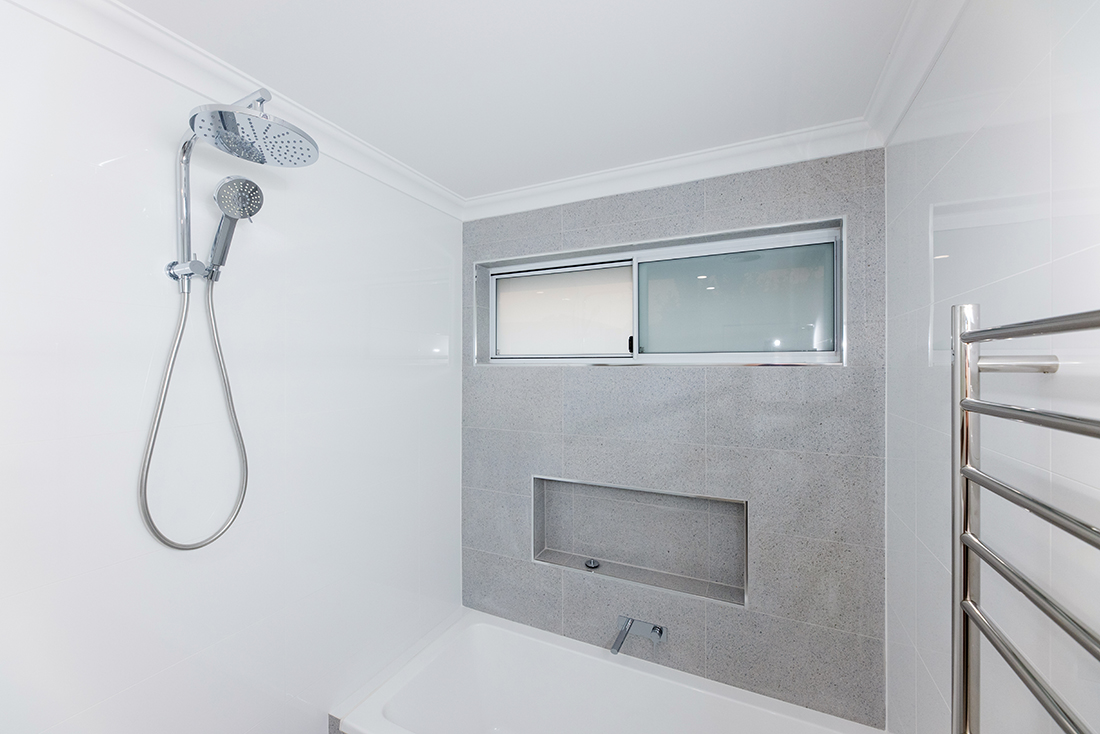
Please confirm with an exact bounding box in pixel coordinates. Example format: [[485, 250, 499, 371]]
[[960, 398, 1100, 439], [961, 307, 1100, 343], [952, 304, 1100, 734], [961, 532, 1100, 663], [961, 466, 1100, 551], [961, 600, 1093, 734], [977, 355, 1059, 373]]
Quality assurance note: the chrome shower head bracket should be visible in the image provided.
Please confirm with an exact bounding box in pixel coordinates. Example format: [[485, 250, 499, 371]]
[[233, 88, 271, 112]]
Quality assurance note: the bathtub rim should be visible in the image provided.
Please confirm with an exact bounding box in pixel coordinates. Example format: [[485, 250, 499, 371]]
[[336, 608, 883, 734]]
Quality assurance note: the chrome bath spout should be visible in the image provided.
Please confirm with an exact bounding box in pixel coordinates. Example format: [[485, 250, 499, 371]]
[[610, 615, 666, 655], [611, 617, 634, 654]]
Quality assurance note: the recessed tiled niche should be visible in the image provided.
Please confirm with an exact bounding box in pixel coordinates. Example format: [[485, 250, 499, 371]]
[[533, 478, 746, 605]]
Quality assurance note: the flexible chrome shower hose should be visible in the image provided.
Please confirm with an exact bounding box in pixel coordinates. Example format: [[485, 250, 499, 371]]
[[138, 280, 248, 550]]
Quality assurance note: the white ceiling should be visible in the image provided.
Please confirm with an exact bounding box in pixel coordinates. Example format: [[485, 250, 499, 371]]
[[121, 0, 930, 205]]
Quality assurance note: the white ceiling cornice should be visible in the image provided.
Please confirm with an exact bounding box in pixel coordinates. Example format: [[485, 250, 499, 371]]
[[6, 0, 467, 218], [462, 118, 883, 221], [12, 0, 965, 222], [863, 0, 971, 145]]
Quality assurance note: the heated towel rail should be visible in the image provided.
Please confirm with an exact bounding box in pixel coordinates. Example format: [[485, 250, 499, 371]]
[[952, 304, 1100, 734]]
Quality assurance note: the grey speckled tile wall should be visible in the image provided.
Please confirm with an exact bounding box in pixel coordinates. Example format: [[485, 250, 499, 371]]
[[537, 479, 746, 590], [461, 149, 886, 728]]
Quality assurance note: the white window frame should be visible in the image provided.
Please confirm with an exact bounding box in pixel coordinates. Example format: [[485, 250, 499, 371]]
[[487, 225, 844, 366]]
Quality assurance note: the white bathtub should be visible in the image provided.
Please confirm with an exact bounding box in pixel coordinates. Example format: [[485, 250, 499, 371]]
[[339, 610, 881, 734]]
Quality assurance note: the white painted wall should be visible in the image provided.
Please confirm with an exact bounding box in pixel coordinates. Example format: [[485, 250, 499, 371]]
[[886, 0, 1100, 731], [0, 1, 462, 732]]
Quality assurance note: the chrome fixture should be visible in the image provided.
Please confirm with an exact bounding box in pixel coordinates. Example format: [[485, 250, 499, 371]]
[[952, 305, 1100, 734], [190, 90, 318, 168], [585, 558, 600, 569], [977, 354, 1058, 373], [610, 615, 665, 655], [169, 88, 318, 284], [206, 176, 264, 282], [141, 89, 317, 551]]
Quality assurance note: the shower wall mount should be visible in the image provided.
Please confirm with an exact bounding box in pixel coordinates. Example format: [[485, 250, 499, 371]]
[[141, 89, 318, 550]]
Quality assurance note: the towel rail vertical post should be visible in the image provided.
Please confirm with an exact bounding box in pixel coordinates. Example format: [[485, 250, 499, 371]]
[[952, 304, 981, 734]]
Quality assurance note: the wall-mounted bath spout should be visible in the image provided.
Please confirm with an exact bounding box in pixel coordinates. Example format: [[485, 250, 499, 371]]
[[611, 617, 633, 654], [610, 615, 665, 655]]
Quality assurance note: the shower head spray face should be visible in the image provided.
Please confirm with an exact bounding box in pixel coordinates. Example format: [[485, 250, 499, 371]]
[[216, 176, 264, 220], [207, 177, 264, 280], [190, 104, 318, 167]]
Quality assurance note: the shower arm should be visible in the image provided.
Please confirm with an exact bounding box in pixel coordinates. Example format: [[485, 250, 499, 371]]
[[168, 133, 202, 292]]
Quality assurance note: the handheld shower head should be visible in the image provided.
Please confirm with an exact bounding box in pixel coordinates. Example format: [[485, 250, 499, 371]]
[[216, 176, 264, 220], [207, 177, 263, 280]]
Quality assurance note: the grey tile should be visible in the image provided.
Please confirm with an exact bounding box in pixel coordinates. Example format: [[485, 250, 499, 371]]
[[464, 207, 562, 247], [463, 366, 562, 432], [563, 366, 705, 444], [597, 562, 712, 598], [532, 480, 545, 555], [462, 305, 475, 366], [702, 187, 873, 245], [705, 446, 885, 546], [700, 199, 776, 234], [462, 548, 563, 634], [462, 487, 531, 560], [462, 427, 561, 494], [563, 434, 705, 493], [705, 602, 885, 727], [707, 503, 747, 588], [542, 552, 728, 601], [572, 493, 709, 579], [862, 148, 886, 193], [706, 582, 745, 605], [468, 232, 565, 266], [747, 532, 885, 638], [473, 263, 490, 309], [704, 150, 880, 211], [473, 306, 490, 364], [562, 211, 707, 250], [543, 485, 573, 552], [570, 480, 701, 512], [534, 547, 575, 566], [328, 714, 340, 734], [461, 254, 476, 309], [563, 571, 706, 676], [846, 201, 887, 325], [562, 181, 705, 230], [845, 319, 886, 368], [705, 366, 885, 457]]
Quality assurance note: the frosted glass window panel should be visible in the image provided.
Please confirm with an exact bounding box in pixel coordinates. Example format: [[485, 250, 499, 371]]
[[638, 243, 835, 354], [495, 265, 633, 356]]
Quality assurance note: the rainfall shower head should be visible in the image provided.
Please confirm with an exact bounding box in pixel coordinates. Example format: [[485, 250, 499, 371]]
[[206, 177, 263, 280], [190, 96, 318, 167]]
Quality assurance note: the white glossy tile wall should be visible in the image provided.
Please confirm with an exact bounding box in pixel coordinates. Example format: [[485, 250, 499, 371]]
[[0, 2, 462, 732], [886, 1, 1100, 731]]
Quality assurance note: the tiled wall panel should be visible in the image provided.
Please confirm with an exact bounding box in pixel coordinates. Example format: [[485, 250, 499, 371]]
[[462, 149, 886, 727]]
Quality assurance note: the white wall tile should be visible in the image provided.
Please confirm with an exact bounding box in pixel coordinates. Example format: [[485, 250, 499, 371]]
[[0, 3, 462, 732], [887, 1, 1100, 731]]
